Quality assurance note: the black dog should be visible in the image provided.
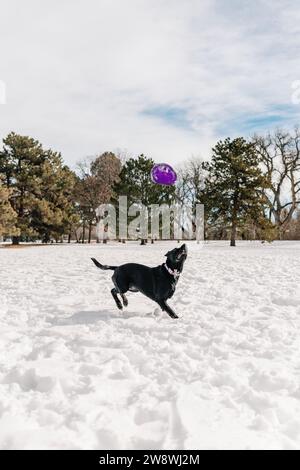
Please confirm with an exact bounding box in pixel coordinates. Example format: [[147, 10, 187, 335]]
[[91, 243, 187, 319]]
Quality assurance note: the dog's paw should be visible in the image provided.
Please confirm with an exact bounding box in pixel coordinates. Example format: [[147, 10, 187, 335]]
[[167, 312, 179, 319]]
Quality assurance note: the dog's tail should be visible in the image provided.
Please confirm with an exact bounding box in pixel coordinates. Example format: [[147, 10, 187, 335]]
[[91, 257, 117, 271]]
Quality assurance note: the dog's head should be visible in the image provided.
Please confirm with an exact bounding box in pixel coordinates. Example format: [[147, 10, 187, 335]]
[[165, 243, 188, 272]]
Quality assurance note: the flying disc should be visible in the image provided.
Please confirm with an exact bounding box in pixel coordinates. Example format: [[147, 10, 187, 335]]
[[150, 163, 177, 185]]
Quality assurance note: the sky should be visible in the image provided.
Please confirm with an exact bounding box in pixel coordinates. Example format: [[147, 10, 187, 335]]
[[1, 0, 300, 168]]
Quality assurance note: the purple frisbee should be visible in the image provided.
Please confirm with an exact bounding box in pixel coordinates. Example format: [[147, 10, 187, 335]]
[[151, 163, 177, 185]]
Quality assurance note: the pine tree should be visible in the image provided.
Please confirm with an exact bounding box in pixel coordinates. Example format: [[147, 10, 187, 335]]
[[204, 137, 270, 246], [114, 154, 175, 206], [0, 132, 77, 243], [0, 181, 19, 237], [114, 155, 176, 243], [32, 156, 78, 242]]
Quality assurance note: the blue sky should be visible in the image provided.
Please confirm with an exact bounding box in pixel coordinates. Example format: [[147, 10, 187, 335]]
[[141, 107, 193, 131], [1, 0, 300, 166], [142, 104, 300, 137], [216, 104, 300, 136]]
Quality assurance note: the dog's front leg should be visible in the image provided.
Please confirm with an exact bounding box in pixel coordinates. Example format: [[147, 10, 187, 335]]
[[111, 288, 123, 310], [158, 300, 178, 319]]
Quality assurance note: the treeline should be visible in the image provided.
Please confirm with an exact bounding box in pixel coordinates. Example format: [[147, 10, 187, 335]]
[[1, 130, 300, 246]]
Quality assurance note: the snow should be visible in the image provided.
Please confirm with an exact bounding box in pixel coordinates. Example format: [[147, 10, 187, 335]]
[[0, 240, 300, 450]]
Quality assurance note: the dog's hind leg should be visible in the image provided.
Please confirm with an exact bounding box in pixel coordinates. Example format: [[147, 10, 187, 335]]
[[158, 300, 179, 319], [112, 273, 129, 308], [111, 288, 123, 310], [121, 294, 128, 307]]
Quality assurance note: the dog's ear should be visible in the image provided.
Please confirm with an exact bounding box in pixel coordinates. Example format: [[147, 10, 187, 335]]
[[165, 248, 176, 257], [165, 249, 175, 257]]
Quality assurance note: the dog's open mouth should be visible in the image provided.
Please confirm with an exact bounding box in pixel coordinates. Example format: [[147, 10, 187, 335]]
[[177, 244, 187, 260]]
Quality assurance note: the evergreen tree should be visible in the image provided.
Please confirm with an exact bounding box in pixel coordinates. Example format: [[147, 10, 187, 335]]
[[0, 133, 44, 243], [114, 155, 176, 243], [115, 155, 175, 206], [204, 137, 270, 246], [0, 181, 19, 237], [0, 132, 77, 243], [32, 156, 78, 242]]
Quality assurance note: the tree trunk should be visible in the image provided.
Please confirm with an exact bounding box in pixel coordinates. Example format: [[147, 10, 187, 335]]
[[230, 194, 239, 247], [68, 231, 71, 243], [12, 236, 20, 245], [230, 221, 237, 246], [96, 216, 100, 243], [88, 222, 92, 244], [82, 223, 85, 244]]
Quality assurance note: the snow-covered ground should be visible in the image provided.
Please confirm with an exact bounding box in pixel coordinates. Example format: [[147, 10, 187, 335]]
[[0, 241, 300, 450]]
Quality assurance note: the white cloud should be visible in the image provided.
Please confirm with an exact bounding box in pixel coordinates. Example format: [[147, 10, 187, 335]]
[[0, 0, 300, 167]]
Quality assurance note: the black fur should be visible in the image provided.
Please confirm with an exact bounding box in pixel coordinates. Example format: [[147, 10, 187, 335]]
[[91, 243, 187, 319]]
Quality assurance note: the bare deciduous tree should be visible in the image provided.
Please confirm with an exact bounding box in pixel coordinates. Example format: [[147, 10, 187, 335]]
[[75, 152, 121, 243], [176, 157, 205, 208], [253, 129, 300, 237], [175, 157, 206, 239]]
